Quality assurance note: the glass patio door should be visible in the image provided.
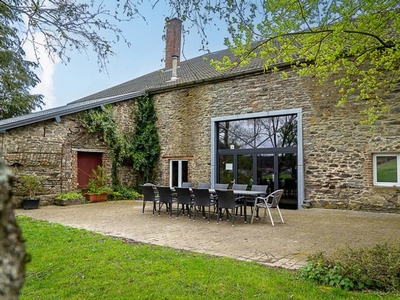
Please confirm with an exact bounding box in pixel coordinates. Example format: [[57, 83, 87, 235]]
[[237, 154, 253, 185], [218, 155, 233, 184], [215, 113, 299, 208], [218, 154, 254, 186], [170, 160, 188, 187]]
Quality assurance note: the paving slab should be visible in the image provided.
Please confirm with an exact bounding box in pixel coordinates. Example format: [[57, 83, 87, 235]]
[[15, 201, 400, 269]]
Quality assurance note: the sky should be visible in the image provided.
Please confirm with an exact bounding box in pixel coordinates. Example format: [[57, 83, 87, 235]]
[[28, 1, 228, 109]]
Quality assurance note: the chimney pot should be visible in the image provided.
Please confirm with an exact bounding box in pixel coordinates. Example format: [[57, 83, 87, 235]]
[[170, 55, 179, 81]]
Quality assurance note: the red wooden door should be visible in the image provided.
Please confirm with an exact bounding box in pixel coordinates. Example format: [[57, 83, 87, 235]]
[[77, 152, 103, 188]]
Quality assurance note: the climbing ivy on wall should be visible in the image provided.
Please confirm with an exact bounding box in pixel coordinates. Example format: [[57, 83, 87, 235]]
[[130, 94, 160, 184], [81, 105, 128, 164], [80, 95, 160, 187], [80, 105, 127, 186]]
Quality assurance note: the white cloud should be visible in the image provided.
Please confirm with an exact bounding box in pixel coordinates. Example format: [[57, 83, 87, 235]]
[[22, 0, 60, 110], [23, 34, 60, 110]]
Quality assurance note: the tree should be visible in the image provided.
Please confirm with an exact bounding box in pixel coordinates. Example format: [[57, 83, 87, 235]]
[[0, 3, 43, 119], [165, 0, 400, 124], [0, 157, 26, 299], [0, 0, 143, 119], [0, 1, 142, 297]]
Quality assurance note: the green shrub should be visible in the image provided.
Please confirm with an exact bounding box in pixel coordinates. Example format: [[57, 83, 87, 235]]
[[298, 242, 400, 292], [110, 186, 140, 200], [56, 192, 83, 200]]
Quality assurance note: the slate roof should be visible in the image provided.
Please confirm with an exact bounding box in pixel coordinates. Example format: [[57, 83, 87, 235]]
[[71, 48, 267, 103], [0, 47, 269, 132]]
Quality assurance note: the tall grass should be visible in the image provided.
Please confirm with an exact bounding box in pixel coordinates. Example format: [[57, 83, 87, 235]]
[[17, 216, 397, 299]]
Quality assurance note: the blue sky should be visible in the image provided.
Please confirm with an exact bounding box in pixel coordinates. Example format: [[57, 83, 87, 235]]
[[31, 1, 228, 109]]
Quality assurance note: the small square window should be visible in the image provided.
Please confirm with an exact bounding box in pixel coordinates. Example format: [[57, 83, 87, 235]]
[[373, 154, 400, 186]]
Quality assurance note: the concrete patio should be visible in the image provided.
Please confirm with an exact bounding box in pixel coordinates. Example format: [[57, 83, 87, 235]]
[[15, 200, 400, 270]]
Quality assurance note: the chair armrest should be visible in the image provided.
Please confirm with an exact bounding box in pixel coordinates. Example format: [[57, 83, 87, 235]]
[[254, 196, 267, 206]]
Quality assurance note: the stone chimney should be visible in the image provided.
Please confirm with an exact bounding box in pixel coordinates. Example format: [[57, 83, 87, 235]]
[[165, 18, 182, 70]]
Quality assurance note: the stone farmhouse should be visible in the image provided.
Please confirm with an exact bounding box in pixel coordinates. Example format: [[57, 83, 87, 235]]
[[0, 19, 399, 212]]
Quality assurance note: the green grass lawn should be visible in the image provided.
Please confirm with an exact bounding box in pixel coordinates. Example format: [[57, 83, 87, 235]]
[[17, 216, 398, 300]]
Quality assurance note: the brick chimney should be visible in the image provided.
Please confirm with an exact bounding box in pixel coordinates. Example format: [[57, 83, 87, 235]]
[[165, 18, 182, 70]]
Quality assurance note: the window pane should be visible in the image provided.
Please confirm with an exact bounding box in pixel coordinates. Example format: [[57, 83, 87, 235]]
[[181, 161, 188, 183], [257, 154, 274, 187], [256, 115, 297, 148], [218, 115, 297, 150], [218, 120, 256, 149], [279, 153, 297, 198], [237, 154, 253, 185], [171, 161, 179, 186], [219, 155, 233, 183], [376, 156, 398, 183]]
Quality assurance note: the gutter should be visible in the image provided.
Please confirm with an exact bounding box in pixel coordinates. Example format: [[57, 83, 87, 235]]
[[0, 91, 145, 132], [147, 61, 294, 95]]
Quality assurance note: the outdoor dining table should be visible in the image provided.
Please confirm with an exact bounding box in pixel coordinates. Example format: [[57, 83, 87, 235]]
[[171, 187, 265, 223]]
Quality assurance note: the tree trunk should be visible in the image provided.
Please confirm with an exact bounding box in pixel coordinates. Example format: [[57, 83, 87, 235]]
[[0, 158, 26, 299]]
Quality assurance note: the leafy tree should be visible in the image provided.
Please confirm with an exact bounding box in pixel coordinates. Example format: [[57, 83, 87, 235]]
[[0, 0, 142, 119], [0, 3, 43, 119], [165, 0, 400, 124]]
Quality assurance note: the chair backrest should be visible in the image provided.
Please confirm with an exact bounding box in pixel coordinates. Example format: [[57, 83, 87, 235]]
[[181, 182, 194, 188], [267, 189, 284, 208], [214, 183, 229, 189], [156, 186, 173, 203], [192, 188, 212, 206], [215, 189, 236, 209], [197, 182, 211, 189], [251, 184, 268, 196], [232, 184, 248, 191], [141, 185, 156, 201], [174, 187, 193, 205]]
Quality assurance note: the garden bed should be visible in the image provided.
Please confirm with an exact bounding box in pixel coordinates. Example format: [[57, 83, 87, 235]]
[[54, 198, 86, 206]]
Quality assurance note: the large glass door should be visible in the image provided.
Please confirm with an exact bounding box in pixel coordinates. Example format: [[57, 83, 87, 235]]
[[216, 113, 299, 208]]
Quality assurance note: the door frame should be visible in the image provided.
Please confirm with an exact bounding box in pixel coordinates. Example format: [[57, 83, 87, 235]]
[[169, 159, 189, 187], [211, 108, 304, 209]]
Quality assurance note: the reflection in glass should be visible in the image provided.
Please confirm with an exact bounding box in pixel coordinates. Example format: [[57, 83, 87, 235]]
[[218, 115, 297, 149], [257, 154, 274, 187], [279, 153, 297, 198], [237, 155, 253, 185], [376, 156, 397, 183], [219, 155, 233, 184], [216, 113, 299, 209]]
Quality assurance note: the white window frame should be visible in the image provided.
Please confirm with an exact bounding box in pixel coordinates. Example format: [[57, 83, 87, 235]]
[[169, 160, 188, 187], [373, 153, 400, 187]]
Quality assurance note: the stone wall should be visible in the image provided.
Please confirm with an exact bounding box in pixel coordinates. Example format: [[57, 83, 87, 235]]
[[154, 86, 213, 185], [153, 69, 400, 212], [1, 67, 399, 212], [0, 100, 137, 207]]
